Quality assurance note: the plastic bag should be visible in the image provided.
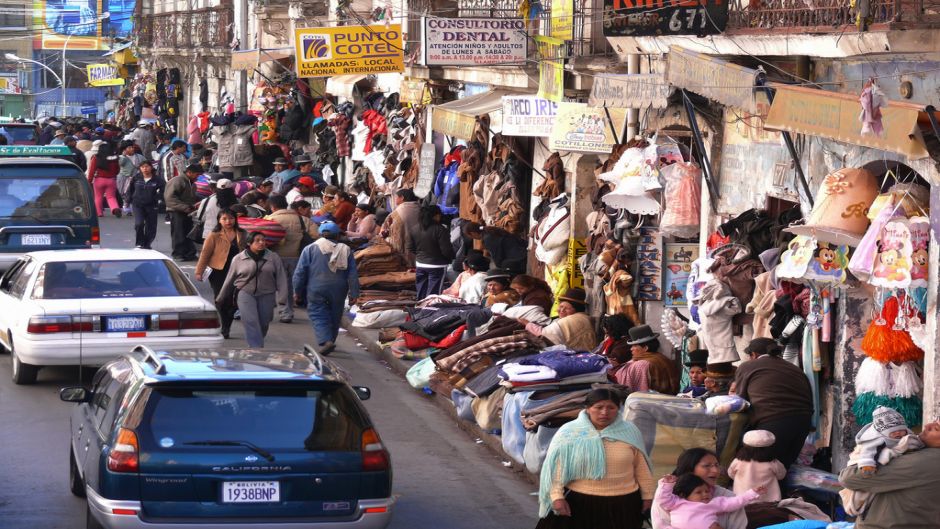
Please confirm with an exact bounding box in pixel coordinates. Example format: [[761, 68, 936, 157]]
[[405, 357, 435, 389]]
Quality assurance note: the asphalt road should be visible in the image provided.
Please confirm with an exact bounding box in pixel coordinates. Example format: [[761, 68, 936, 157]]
[[0, 214, 538, 528]]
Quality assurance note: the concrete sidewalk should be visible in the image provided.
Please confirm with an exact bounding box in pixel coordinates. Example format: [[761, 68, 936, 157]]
[[342, 317, 539, 486]]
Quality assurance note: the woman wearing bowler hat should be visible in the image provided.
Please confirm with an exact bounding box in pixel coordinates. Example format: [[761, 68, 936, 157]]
[[613, 325, 679, 395], [521, 288, 597, 352], [680, 349, 709, 397]]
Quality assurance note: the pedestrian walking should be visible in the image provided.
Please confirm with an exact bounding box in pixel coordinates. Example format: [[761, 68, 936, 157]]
[[200, 176, 238, 238], [265, 194, 317, 323], [164, 163, 200, 261], [196, 209, 247, 338], [408, 204, 455, 299], [118, 140, 144, 215], [293, 221, 358, 355], [126, 162, 163, 249], [217, 232, 289, 347], [87, 142, 122, 218]]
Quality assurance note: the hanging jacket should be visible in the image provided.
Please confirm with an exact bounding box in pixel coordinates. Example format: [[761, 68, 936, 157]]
[[473, 170, 502, 225], [186, 115, 202, 146], [328, 113, 352, 157], [433, 161, 460, 216], [698, 281, 742, 364], [362, 109, 387, 155]]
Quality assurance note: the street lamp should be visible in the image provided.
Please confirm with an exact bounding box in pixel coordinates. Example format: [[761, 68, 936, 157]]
[[4, 53, 64, 91], [60, 11, 110, 115]]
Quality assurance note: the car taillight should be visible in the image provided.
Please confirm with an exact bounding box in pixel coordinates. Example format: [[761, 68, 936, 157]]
[[180, 311, 220, 330], [107, 428, 139, 473], [153, 314, 180, 331], [90, 226, 100, 245], [27, 316, 73, 333], [361, 428, 390, 472]]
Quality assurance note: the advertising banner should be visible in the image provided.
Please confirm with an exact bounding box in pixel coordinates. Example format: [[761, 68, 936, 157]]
[[422, 18, 527, 66], [549, 102, 627, 153], [664, 243, 699, 307], [636, 227, 663, 301], [589, 73, 673, 109], [38, 0, 137, 50], [401, 77, 431, 105], [86, 64, 124, 87], [294, 25, 404, 78], [602, 0, 728, 37], [0, 76, 21, 94], [552, 0, 574, 40], [536, 35, 565, 102], [501, 95, 558, 137]]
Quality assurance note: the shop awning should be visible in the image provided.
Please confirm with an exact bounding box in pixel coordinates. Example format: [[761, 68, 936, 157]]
[[666, 46, 759, 114], [765, 84, 930, 160], [432, 89, 519, 140], [231, 48, 293, 72]]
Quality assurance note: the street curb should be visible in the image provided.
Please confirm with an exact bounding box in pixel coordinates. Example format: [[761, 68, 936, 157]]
[[342, 317, 539, 487]]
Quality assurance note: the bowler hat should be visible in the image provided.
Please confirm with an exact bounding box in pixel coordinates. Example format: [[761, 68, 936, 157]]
[[273, 157, 288, 166], [558, 288, 587, 307], [704, 362, 736, 379], [294, 154, 312, 165], [626, 324, 659, 345], [485, 268, 512, 281], [685, 349, 709, 368], [465, 253, 490, 272]]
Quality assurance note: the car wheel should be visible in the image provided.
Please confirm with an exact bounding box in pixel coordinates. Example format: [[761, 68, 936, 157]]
[[70, 448, 86, 497], [86, 504, 104, 529], [11, 342, 38, 385]]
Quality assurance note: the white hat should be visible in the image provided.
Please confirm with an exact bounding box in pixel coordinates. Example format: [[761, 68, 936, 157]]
[[216, 178, 233, 190], [742, 430, 776, 448]]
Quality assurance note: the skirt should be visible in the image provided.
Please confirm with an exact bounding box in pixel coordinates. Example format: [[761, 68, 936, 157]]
[[535, 489, 644, 529]]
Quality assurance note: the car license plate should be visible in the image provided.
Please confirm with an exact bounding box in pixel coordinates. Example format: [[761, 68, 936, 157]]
[[222, 481, 280, 503], [22, 234, 51, 245], [105, 316, 147, 332]]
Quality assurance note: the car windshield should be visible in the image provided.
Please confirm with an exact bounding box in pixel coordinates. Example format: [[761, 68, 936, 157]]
[[141, 387, 367, 451], [0, 177, 90, 220], [33, 259, 197, 299], [0, 126, 36, 144]]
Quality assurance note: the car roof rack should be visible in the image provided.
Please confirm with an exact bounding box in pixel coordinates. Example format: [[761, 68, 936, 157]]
[[133, 345, 166, 375], [302, 344, 327, 375]]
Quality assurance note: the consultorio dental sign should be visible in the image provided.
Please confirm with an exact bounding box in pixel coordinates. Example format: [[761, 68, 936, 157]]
[[421, 18, 527, 66]]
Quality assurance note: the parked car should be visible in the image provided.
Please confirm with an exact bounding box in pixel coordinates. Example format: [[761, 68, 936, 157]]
[[0, 249, 224, 384], [0, 123, 39, 145], [61, 345, 393, 529], [0, 150, 100, 270]]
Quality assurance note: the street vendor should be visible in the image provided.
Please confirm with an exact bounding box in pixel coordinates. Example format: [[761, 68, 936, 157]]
[[521, 288, 597, 352]]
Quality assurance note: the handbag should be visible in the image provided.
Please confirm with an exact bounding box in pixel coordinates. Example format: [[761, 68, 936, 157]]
[[187, 198, 209, 244]]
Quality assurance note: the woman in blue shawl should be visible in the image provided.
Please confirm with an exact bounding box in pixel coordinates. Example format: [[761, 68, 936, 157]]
[[536, 388, 654, 529]]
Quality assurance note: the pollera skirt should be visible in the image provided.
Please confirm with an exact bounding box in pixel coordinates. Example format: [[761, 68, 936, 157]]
[[535, 489, 644, 529]]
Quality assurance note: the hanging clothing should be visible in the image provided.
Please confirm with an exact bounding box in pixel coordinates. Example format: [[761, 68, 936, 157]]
[[534, 194, 570, 267], [660, 162, 702, 238]]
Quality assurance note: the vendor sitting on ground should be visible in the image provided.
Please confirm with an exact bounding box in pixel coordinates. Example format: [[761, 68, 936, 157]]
[[521, 288, 598, 352], [455, 253, 490, 304], [443, 251, 482, 298], [481, 269, 520, 307], [702, 362, 736, 398], [510, 274, 554, 314], [680, 350, 709, 397], [614, 325, 679, 395]]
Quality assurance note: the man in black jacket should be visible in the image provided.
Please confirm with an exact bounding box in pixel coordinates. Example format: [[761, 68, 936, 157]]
[[127, 162, 164, 249]]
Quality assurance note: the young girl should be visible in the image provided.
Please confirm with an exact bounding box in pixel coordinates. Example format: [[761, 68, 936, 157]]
[[655, 473, 762, 529], [727, 430, 788, 502]]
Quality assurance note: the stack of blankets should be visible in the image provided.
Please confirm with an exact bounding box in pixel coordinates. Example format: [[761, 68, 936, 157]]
[[354, 242, 416, 305]]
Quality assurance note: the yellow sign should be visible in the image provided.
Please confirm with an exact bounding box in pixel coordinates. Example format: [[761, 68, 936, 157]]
[[552, 0, 574, 40], [536, 36, 565, 103], [294, 25, 404, 78], [567, 238, 587, 288], [765, 84, 929, 159], [86, 64, 124, 87], [549, 102, 627, 154], [432, 108, 477, 140], [401, 77, 432, 105]]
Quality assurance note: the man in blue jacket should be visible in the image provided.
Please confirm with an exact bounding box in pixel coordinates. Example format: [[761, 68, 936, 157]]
[[293, 221, 359, 355], [126, 162, 164, 249]]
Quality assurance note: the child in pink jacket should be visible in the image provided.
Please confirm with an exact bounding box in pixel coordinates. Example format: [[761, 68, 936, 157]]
[[655, 473, 763, 529], [728, 429, 788, 502]]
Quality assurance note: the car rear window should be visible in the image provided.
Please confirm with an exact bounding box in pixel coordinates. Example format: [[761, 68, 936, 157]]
[[0, 126, 37, 144], [140, 386, 368, 451], [0, 176, 91, 220], [33, 259, 197, 299]]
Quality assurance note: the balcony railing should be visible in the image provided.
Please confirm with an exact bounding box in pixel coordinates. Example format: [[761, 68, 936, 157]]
[[137, 6, 233, 50], [727, 0, 940, 32]]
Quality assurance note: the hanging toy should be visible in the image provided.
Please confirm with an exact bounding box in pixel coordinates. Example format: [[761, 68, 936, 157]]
[[860, 295, 924, 364], [859, 78, 885, 136], [870, 219, 913, 289]]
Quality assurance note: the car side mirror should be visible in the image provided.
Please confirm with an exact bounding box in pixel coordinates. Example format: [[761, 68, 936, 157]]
[[59, 386, 90, 403], [353, 386, 371, 401]]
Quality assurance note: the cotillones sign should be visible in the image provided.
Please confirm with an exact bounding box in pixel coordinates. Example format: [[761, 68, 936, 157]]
[[421, 18, 527, 66]]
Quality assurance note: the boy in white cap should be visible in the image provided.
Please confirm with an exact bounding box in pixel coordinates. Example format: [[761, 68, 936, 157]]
[[839, 406, 925, 516]]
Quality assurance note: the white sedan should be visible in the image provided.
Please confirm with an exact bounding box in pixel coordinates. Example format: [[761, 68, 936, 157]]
[[0, 249, 224, 384]]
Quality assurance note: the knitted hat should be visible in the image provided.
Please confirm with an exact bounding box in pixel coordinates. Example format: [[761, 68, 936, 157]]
[[743, 430, 776, 448], [872, 406, 908, 437]]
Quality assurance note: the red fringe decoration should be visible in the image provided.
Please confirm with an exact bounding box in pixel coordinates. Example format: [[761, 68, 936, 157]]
[[862, 296, 924, 363]]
